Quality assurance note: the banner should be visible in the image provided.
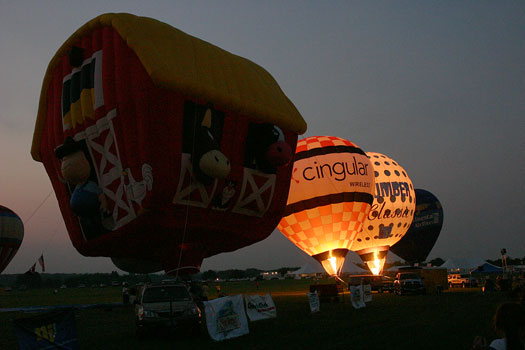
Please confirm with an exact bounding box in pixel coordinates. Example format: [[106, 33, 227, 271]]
[[307, 291, 320, 313], [363, 284, 372, 303], [350, 285, 366, 309], [203, 295, 249, 341], [14, 308, 79, 350], [245, 294, 276, 321]]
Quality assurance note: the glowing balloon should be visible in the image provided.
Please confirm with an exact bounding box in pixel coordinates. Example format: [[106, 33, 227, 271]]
[[390, 189, 444, 264], [31, 13, 306, 274], [349, 152, 415, 275], [0, 205, 24, 273], [277, 136, 375, 276]]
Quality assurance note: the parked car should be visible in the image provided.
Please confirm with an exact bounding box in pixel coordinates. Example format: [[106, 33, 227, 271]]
[[393, 272, 425, 295], [448, 274, 478, 288], [134, 281, 202, 337], [348, 275, 394, 293]]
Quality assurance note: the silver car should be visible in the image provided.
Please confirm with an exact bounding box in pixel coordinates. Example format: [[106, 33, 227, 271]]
[[134, 282, 202, 336]]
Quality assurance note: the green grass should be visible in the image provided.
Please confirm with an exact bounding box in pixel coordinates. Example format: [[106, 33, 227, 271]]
[[0, 281, 515, 350]]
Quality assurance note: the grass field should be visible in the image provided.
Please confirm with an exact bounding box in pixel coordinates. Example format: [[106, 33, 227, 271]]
[[0, 279, 516, 349]]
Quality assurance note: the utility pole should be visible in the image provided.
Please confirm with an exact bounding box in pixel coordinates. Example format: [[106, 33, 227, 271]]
[[500, 248, 507, 275]]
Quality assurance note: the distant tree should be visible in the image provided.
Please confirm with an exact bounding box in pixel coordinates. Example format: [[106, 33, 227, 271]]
[[487, 259, 502, 267], [277, 267, 299, 275], [428, 258, 445, 267], [229, 269, 246, 279], [201, 270, 218, 281], [16, 272, 42, 289], [244, 268, 263, 278]]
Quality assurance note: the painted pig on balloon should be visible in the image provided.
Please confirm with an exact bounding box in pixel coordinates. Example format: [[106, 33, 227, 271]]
[[31, 13, 306, 273]]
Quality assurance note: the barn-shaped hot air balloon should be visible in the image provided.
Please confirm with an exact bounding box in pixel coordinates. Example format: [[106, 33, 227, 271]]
[[31, 13, 306, 274], [390, 189, 444, 264], [277, 136, 375, 276], [349, 152, 415, 275], [0, 205, 24, 273], [111, 257, 163, 274]]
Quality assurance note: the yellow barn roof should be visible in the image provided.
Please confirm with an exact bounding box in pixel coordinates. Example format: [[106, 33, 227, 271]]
[[32, 13, 306, 161]]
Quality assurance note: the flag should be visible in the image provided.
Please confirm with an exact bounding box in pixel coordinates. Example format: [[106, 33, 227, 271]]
[[203, 295, 249, 341], [245, 294, 277, 321], [14, 308, 79, 349], [38, 255, 45, 272]]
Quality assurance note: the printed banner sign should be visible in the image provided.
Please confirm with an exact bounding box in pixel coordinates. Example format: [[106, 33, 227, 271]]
[[350, 285, 366, 309], [14, 308, 79, 350], [307, 291, 320, 313], [363, 284, 372, 303], [245, 294, 277, 321], [204, 295, 249, 341]]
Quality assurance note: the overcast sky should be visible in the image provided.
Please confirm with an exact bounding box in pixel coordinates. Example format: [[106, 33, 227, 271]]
[[1, 1, 524, 274]]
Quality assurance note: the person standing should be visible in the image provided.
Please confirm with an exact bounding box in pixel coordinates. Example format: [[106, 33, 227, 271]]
[[489, 302, 525, 350]]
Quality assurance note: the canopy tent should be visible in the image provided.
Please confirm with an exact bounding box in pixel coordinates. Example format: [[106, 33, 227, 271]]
[[290, 262, 325, 275], [441, 258, 487, 270], [470, 262, 503, 274], [341, 260, 369, 274], [290, 259, 369, 277]]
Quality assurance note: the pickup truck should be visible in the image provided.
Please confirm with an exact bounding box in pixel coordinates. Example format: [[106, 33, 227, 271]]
[[447, 274, 478, 288], [393, 272, 425, 295], [348, 275, 394, 293]]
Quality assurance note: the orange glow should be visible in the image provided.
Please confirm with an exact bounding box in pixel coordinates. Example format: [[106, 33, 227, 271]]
[[365, 251, 385, 275], [320, 253, 346, 276], [277, 136, 375, 276], [357, 247, 388, 275]]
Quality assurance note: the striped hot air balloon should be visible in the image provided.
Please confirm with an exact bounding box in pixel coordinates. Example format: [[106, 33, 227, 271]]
[[277, 136, 375, 276], [0, 205, 24, 273]]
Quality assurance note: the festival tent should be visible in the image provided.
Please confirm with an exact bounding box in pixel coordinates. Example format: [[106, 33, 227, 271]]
[[441, 258, 487, 271], [341, 260, 369, 275], [470, 262, 502, 274], [290, 259, 369, 278], [290, 262, 325, 277]]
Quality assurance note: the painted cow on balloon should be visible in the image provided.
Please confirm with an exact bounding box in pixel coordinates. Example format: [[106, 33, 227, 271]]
[[31, 13, 306, 274]]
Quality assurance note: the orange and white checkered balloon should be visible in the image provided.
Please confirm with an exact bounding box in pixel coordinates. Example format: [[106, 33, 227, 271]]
[[277, 136, 375, 274]]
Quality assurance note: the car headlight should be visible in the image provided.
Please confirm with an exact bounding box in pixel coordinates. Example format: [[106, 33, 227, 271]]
[[185, 305, 201, 316], [143, 309, 158, 318]]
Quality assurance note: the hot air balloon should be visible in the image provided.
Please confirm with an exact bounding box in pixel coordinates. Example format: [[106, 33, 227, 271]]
[[390, 189, 444, 264], [111, 257, 163, 274], [0, 205, 24, 273], [31, 13, 306, 274], [349, 152, 415, 275], [277, 136, 375, 276]]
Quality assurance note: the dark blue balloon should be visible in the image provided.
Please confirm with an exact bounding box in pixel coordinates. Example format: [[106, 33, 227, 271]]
[[390, 189, 444, 263], [70, 182, 101, 217]]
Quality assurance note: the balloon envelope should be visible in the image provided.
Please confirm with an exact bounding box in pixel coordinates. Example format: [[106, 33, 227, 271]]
[[31, 13, 306, 274], [350, 152, 415, 275], [278, 136, 375, 276], [111, 257, 163, 274], [0, 205, 24, 273], [390, 189, 444, 264]]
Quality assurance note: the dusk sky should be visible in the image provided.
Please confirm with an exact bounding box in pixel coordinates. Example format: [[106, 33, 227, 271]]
[[1, 1, 524, 274]]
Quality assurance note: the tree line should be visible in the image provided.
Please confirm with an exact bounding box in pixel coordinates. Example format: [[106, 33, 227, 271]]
[[1, 256, 523, 289]]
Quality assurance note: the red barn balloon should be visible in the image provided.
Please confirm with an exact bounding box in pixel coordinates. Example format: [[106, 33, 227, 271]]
[[0, 205, 24, 273], [31, 13, 306, 274]]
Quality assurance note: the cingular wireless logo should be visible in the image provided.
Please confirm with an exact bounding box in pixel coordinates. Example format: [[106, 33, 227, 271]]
[[301, 156, 369, 182]]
